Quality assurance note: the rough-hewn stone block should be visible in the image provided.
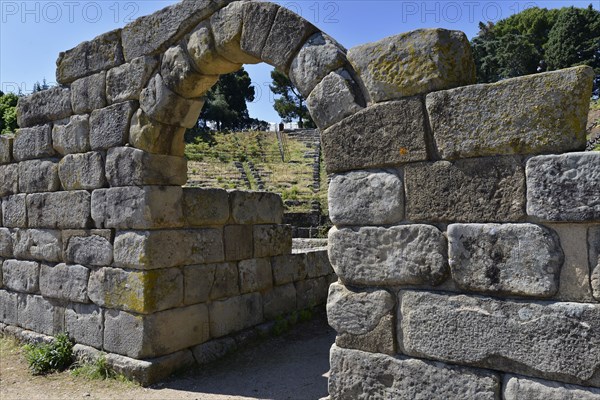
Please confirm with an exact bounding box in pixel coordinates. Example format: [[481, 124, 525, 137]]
[[336, 313, 396, 356], [329, 346, 500, 400], [13, 124, 55, 161], [240, 2, 279, 60], [183, 264, 215, 305], [0, 164, 18, 197], [89, 101, 136, 150], [52, 115, 90, 155], [428, 66, 593, 159], [103, 304, 210, 359], [263, 283, 296, 320], [2, 259, 39, 293], [254, 224, 292, 258], [448, 223, 563, 297], [65, 303, 103, 349], [0, 136, 14, 164], [0, 289, 18, 325], [224, 225, 253, 261], [348, 28, 476, 103], [16, 88, 72, 127], [18, 294, 64, 335], [71, 72, 107, 114], [230, 191, 283, 224], [64, 232, 113, 267], [58, 152, 106, 190], [271, 254, 306, 285], [329, 169, 404, 226], [399, 290, 600, 387], [504, 375, 600, 400], [91, 186, 183, 229], [56, 29, 124, 84], [322, 99, 427, 173], [129, 109, 186, 156], [2, 194, 27, 228], [329, 225, 448, 286], [289, 33, 346, 98], [161, 44, 218, 99], [105, 147, 187, 187], [27, 191, 91, 229], [13, 229, 62, 262], [140, 74, 204, 129], [239, 258, 272, 294], [18, 159, 60, 193], [209, 293, 263, 338], [107, 56, 158, 104], [0, 228, 13, 258], [186, 21, 241, 75], [306, 70, 363, 130], [405, 156, 526, 222], [182, 188, 230, 226], [88, 267, 183, 314], [527, 152, 600, 221], [295, 277, 329, 309], [40, 263, 89, 303], [211, 2, 259, 64], [590, 227, 600, 301], [210, 262, 239, 300], [305, 250, 333, 278]]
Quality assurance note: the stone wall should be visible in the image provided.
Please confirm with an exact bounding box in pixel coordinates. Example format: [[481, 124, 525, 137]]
[[325, 30, 600, 399]]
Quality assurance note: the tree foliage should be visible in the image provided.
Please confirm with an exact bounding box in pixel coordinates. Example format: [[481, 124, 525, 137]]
[[471, 5, 600, 94], [270, 70, 314, 128], [0, 91, 19, 135]]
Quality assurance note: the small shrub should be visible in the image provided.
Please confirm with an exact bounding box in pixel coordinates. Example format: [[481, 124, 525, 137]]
[[271, 316, 290, 336], [23, 333, 73, 375], [299, 308, 313, 322]]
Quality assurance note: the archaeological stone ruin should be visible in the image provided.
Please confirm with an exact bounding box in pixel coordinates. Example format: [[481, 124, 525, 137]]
[[1, 0, 600, 398]]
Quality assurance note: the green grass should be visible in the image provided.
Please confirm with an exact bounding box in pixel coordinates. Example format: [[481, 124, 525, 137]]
[[71, 355, 133, 384]]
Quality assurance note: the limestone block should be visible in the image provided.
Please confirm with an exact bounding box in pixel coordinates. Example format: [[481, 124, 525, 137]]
[[322, 98, 426, 173], [263, 283, 296, 320], [58, 152, 106, 190], [2, 194, 26, 228], [328, 225, 448, 286], [13, 124, 55, 161], [527, 152, 600, 221], [113, 229, 224, 269], [91, 186, 183, 229], [65, 303, 103, 349], [64, 232, 113, 267], [504, 375, 600, 400], [328, 169, 404, 226], [589, 227, 600, 301], [209, 293, 263, 338], [211, 2, 260, 64], [327, 282, 394, 338], [56, 29, 124, 84], [0, 164, 18, 197], [0, 290, 18, 325], [183, 188, 230, 226], [224, 225, 253, 261], [71, 72, 107, 114], [52, 115, 90, 155], [105, 147, 186, 187], [88, 267, 183, 314], [18, 159, 60, 193], [336, 313, 396, 356], [0, 228, 13, 258], [329, 346, 500, 400], [261, 7, 317, 71], [40, 263, 89, 303], [210, 262, 239, 300], [230, 190, 283, 224], [120, 0, 231, 61], [2, 259, 39, 293], [239, 258, 272, 294], [306, 70, 363, 130], [186, 21, 241, 75], [17, 294, 64, 335], [295, 277, 329, 309], [448, 223, 563, 297], [183, 264, 215, 305], [89, 101, 136, 150], [13, 229, 62, 262], [289, 33, 346, 98], [254, 224, 292, 258], [240, 2, 280, 60], [103, 304, 210, 359], [27, 191, 91, 229], [0, 136, 14, 164], [106, 56, 159, 104], [129, 109, 186, 156], [305, 250, 333, 278], [161, 45, 218, 98], [399, 290, 600, 387], [16, 87, 72, 128], [271, 254, 307, 285], [405, 156, 526, 222], [192, 337, 238, 365], [348, 29, 476, 103], [428, 66, 594, 159]]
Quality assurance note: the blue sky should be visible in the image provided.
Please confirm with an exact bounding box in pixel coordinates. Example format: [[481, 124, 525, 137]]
[[1, 0, 597, 123]]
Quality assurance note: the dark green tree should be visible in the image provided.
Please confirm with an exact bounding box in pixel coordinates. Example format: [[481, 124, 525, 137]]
[[32, 78, 50, 93], [0, 91, 19, 135], [270, 70, 314, 128]]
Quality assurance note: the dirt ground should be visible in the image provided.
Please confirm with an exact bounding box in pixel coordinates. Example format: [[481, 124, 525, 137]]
[[0, 316, 335, 400]]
